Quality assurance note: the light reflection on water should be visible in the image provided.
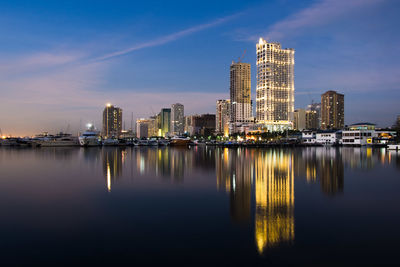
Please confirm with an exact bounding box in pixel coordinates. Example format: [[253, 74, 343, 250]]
[[0, 146, 399, 265]]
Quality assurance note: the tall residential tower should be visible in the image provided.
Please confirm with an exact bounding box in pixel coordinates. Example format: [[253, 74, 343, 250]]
[[321, 90, 344, 130], [102, 104, 122, 138], [170, 103, 184, 135], [216, 99, 230, 136], [230, 61, 252, 133], [256, 38, 295, 131]]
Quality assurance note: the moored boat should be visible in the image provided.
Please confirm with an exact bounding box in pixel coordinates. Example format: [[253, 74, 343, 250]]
[[33, 133, 79, 147], [387, 144, 400, 151], [170, 136, 191, 146], [79, 126, 101, 147], [102, 138, 119, 146]]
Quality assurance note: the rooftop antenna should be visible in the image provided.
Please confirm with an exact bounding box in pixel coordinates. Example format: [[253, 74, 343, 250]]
[[238, 49, 247, 63]]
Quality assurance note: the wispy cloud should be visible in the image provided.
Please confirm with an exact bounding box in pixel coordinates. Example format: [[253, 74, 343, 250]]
[[94, 13, 241, 61], [255, 0, 383, 41]]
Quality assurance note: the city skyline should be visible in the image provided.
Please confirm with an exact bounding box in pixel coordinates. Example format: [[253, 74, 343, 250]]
[[1, 0, 399, 136]]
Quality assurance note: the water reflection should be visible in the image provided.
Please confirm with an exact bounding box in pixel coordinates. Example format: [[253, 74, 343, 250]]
[[102, 148, 124, 191], [93, 146, 400, 254], [254, 150, 295, 253], [293, 148, 344, 196]]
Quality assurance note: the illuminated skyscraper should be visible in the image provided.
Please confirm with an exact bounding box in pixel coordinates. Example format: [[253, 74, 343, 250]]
[[170, 103, 184, 135], [230, 61, 252, 133], [256, 38, 295, 131], [102, 104, 122, 138], [321, 90, 344, 130], [216, 99, 230, 136]]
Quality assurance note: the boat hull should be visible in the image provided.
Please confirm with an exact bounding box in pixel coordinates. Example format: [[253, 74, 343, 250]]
[[79, 137, 101, 147]]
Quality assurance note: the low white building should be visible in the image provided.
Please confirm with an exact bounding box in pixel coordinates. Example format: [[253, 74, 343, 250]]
[[302, 130, 316, 144], [342, 123, 375, 146], [315, 131, 341, 145]]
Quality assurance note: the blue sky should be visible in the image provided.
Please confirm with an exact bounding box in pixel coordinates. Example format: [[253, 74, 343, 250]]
[[0, 0, 399, 135]]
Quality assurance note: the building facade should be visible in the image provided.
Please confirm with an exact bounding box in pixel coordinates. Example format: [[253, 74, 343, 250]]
[[170, 103, 184, 136], [293, 109, 306, 131], [321, 91, 344, 130], [256, 38, 295, 132], [159, 108, 171, 137], [230, 61, 252, 133], [136, 118, 156, 138], [216, 99, 230, 136], [307, 102, 321, 129], [305, 110, 318, 130], [185, 114, 215, 136], [102, 104, 122, 138]]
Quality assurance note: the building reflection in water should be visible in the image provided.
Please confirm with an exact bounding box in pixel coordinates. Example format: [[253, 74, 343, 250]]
[[293, 148, 344, 196], [216, 148, 252, 224], [216, 148, 294, 254], [254, 150, 295, 253], [102, 148, 124, 192], [215, 147, 386, 253]]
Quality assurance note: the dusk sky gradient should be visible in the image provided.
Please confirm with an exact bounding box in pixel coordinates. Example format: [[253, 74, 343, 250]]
[[0, 0, 399, 136]]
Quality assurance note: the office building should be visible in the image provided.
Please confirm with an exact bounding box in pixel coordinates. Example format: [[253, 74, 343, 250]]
[[321, 91, 344, 130], [102, 104, 122, 138], [170, 103, 184, 136], [216, 99, 230, 136], [230, 61, 252, 133], [256, 38, 295, 131]]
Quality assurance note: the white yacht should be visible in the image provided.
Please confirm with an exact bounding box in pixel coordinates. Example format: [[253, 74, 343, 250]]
[[34, 133, 79, 147], [79, 126, 101, 147]]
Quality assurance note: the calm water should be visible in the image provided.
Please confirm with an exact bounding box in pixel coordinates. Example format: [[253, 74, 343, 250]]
[[0, 146, 400, 265]]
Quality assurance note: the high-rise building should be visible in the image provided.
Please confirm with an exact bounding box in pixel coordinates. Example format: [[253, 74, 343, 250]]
[[306, 102, 321, 129], [321, 91, 344, 130], [160, 108, 171, 137], [230, 61, 252, 133], [256, 38, 295, 131], [293, 109, 306, 131], [184, 114, 215, 136], [102, 104, 122, 138], [305, 110, 318, 130], [170, 103, 184, 135], [216, 99, 230, 136]]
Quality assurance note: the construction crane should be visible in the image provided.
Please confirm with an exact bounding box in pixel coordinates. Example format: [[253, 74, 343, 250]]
[[238, 49, 247, 63]]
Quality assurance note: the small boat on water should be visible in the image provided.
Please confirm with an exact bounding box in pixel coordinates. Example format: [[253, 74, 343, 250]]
[[137, 139, 149, 146], [157, 139, 170, 146], [170, 136, 191, 146], [148, 138, 158, 146], [79, 126, 101, 147], [102, 138, 119, 146], [387, 144, 400, 151]]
